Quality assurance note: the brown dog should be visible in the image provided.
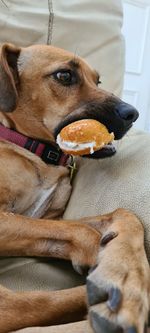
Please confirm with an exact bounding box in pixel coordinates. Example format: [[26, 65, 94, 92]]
[[0, 43, 149, 333]]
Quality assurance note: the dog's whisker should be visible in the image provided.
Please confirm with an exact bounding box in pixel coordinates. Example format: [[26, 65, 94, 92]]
[[0, 0, 8, 8], [73, 46, 80, 59]]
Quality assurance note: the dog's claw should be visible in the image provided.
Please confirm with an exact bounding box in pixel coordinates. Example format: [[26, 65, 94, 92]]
[[88, 264, 98, 275], [72, 263, 89, 275], [87, 274, 122, 312], [87, 278, 108, 306], [126, 327, 138, 333], [90, 311, 123, 333], [148, 312, 150, 326], [100, 231, 118, 247], [72, 263, 83, 275], [107, 287, 122, 312]]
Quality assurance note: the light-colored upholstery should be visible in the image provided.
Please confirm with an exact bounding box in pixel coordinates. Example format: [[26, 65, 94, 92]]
[[0, 0, 124, 96], [15, 320, 91, 333]]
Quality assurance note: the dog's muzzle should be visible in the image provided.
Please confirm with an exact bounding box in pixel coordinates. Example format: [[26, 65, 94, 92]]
[[54, 97, 139, 159]]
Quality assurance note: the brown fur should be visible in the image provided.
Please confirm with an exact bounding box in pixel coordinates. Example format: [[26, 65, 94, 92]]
[[0, 43, 149, 333]]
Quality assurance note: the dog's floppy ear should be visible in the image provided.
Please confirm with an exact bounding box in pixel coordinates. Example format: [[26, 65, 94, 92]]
[[0, 43, 21, 112]]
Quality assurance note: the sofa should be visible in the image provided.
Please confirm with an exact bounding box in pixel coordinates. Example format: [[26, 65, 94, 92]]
[[0, 0, 150, 332]]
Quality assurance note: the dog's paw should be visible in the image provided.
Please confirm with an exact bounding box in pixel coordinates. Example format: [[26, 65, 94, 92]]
[[86, 238, 150, 333], [70, 224, 100, 274]]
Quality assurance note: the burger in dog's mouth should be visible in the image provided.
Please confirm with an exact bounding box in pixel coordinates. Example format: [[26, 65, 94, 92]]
[[56, 119, 116, 159]]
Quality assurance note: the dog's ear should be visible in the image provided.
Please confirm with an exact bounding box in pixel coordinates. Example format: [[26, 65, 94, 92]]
[[0, 43, 21, 112]]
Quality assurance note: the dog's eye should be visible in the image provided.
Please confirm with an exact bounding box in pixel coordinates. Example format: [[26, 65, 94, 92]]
[[53, 71, 77, 86]]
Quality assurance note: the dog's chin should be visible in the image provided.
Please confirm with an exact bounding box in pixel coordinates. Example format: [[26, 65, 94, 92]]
[[84, 142, 116, 159]]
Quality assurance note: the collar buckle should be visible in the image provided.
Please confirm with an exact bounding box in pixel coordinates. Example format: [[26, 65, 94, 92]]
[[41, 145, 61, 165], [47, 150, 60, 162]]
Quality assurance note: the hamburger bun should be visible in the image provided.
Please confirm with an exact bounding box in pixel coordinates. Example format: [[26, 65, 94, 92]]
[[56, 119, 114, 156]]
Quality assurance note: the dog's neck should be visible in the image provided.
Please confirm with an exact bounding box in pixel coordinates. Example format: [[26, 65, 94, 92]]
[[0, 114, 68, 166], [0, 105, 55, 143]]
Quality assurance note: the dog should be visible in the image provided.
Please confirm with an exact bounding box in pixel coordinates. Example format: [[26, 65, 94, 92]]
[[0, 43, 149, 333]]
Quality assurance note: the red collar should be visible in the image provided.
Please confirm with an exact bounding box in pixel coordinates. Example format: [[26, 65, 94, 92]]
[[0, 124, 69, 166]]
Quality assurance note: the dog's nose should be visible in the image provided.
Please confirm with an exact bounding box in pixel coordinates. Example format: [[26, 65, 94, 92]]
[[115, 102, 139, 124]]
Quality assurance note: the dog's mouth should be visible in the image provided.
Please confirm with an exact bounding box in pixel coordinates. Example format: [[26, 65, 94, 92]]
[[85, 142, 116, 159], [54, 98, 138, 159], [84, 123, 132, 159]]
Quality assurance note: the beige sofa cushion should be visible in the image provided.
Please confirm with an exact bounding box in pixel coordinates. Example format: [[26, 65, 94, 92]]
[[0, 0, 124, 96], [15, 321, 91, 333]]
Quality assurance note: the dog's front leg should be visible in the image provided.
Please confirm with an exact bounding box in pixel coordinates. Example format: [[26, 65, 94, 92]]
[[0, 212, 102, 332], [83, 209, 150, 333], [0, 284, 87, 332], [0, 212, 100, 269]]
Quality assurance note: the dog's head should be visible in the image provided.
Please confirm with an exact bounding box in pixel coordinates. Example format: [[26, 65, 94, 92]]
[[0, 43, 138, 158]]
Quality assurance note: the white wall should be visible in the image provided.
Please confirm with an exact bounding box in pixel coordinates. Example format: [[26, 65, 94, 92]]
[[122, 0, 150, 132]]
